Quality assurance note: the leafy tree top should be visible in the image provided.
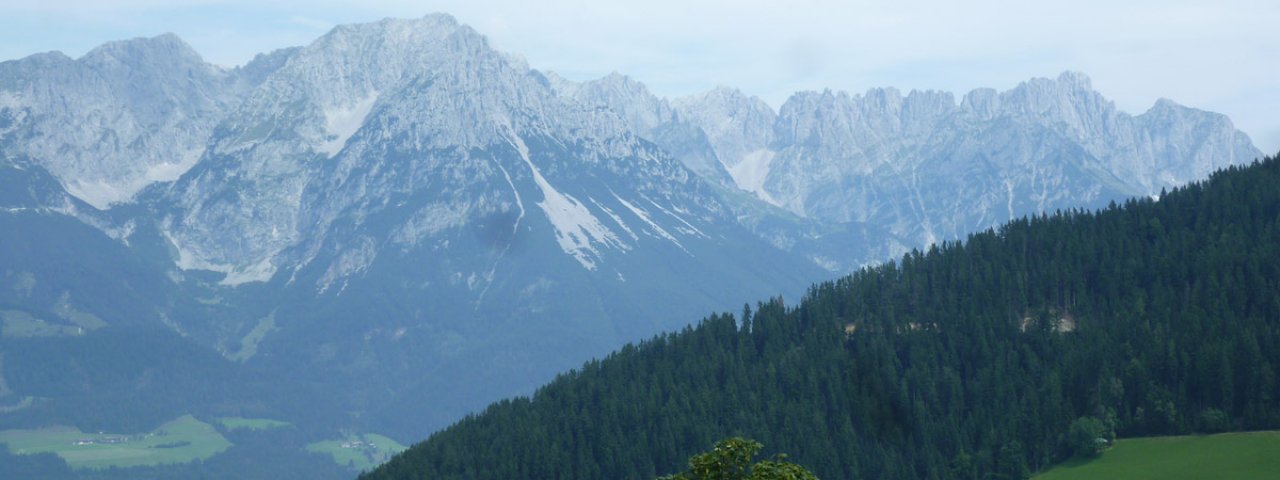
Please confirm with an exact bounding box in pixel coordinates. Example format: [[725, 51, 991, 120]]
[[659, 437, 818, 480]]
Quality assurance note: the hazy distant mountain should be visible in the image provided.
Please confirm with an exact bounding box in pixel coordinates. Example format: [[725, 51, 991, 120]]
[[139, 15, 823, 435], [0, 35, 295, 208], [0, 12, 1264, 478], [2, 15, 821, 443], [568, 71, 1261, 270]]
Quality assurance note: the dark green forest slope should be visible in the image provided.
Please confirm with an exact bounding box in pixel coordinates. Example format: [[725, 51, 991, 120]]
[[365, 155, 1280, 480]]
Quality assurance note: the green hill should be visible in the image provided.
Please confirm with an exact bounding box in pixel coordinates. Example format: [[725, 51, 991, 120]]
[[1036, 431, 1280, 480], [365, 154, 1280, 480]]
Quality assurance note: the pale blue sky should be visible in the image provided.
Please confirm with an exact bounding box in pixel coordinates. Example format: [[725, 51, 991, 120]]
[[3, 0, 1278, 153]]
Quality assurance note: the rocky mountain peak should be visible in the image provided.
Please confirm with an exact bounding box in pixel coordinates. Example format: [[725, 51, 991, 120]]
[[234, 47, 302, 86], [155, 13, 698, 285], [1000, 71, 1115, 133], [1150, 97, 1185, 111], [561, 72, 673, 135], [1, 50, 71, 69], [154, 15, 512, 284], [81, 33, 206, 69], [673, 86, 774, 118], [275, 14, 469, 106], [0, 32, 243, 209], [540, 70, 580, 96], [1056, 70, 1093, 90], [960, 87, 1000, 119], [671, 86, 777, 177]]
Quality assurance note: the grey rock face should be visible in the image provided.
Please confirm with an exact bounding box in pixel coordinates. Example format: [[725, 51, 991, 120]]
[[671, 87, 779, 196], [580, 71, 1261, 270], [1, 15, 824, 433], [149, 15, 780, 292], [549, 72, 737, 187], [765, 73, 1259, 243], [0, 34, 271, 209], [155, 15, 479, 282]]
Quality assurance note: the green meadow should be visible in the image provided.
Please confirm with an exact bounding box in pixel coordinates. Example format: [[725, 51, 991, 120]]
[[1, 310, 82, 338], [216, 416, 291, 431], [0, 414, 231, 469], [307, 433, 407, 472], [1035, 431, 1280, 480]]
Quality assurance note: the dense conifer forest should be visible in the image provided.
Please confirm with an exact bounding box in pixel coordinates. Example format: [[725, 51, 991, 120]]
[[364, 154, 1280, 480]]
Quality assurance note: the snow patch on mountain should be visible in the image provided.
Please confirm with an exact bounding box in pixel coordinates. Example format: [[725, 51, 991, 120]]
[[63, 180, 127, 211], [727, 149, 780, 206], [590, 199, 639, 241], [509, 133, 627, 270], [165, 227, 275, 286], [65, 146, 201, 208], [221, 257, 277, 287], [644, 197, 709, 239], [611, 192, 687, 254], [494, 162, 526, 237], [145, 148, 205, 183], [320, 93, 379, 156]]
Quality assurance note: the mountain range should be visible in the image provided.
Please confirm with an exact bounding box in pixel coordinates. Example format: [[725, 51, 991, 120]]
[[0, 13, 1263, 477]]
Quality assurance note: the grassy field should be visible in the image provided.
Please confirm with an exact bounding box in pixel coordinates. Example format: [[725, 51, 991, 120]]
[[1035, 431, 1280, 480], [307, 433, 408, 472], [1, 309, 82, 337], [52, 293, 108, 331], [216, 416, 291, 431], [0, 414, 232, 469]]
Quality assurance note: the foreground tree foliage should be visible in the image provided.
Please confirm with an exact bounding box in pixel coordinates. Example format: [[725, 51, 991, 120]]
[[1066, 416, 1110, 458], [657, 437, 817, 480], [364, 155, 1280, 480]]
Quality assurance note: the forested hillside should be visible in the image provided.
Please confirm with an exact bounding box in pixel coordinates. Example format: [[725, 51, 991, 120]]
[[365, 154, 1279, 480]]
